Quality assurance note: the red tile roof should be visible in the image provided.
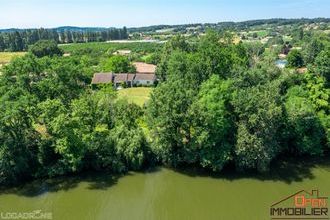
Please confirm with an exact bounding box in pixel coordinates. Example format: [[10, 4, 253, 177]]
[[134, 73, 156, 81], [91, 73, 113, 84], [91, 72, 156, 85], [114, 73, 135, 83], [133, 62, 156, 74]]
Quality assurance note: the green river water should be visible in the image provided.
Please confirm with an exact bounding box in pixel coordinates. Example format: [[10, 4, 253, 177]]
[[0, 157, 329, 220]]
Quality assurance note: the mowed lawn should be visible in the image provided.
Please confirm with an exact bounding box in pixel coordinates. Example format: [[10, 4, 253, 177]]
[[117, 87, 152, 106], [0, 52, 26, 64]]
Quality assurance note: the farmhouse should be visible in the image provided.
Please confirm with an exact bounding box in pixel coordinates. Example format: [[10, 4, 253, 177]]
[[92, 62, 157, 88], [91, 72, 156, 88]]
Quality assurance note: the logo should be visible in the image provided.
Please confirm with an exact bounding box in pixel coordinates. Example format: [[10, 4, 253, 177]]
[[270, 189, 328, 219]]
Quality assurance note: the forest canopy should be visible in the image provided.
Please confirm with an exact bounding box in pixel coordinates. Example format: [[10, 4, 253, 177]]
[[0, 30, 329, 186]]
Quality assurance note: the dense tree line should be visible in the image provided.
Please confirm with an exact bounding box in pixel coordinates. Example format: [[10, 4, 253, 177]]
[[0, 27, 128, 52], [0, 43, 149, 184], [0, 32, 329, 186], [128, 18, 330, 34], [150, 31, 329, 172]]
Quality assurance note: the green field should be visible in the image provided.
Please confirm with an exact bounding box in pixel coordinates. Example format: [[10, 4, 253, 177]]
[[117, 87, 152, 106], [60, 42, 162, 54], [257, 30, 268, 37], [0, 52, 26, 64]]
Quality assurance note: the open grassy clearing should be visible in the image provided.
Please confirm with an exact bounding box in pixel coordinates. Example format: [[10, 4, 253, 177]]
[[0, 52, 26, 64], [117, 87, 152, 106], [256, 30, 268, 37]]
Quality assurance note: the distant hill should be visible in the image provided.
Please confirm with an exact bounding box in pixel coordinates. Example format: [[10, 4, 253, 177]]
[[0, 26, 114, 33], [128, 18, 330, 33], [1, 18, 329, 34], [55, 26, 109, 32]]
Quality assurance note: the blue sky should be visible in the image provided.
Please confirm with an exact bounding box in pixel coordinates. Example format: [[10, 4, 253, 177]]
[[0, 0, 329, 28]]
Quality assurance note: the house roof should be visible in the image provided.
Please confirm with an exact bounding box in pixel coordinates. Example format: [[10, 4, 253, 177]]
[[114, 73, 135, 83], [133, 62, 156, 74], [91, 72, 156, 85], [134, 73, 156, 81], [297, 67, 307, 74], [91, 73, 113, 84]]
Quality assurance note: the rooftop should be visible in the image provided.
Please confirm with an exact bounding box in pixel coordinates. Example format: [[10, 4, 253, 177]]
[[114, 73, 135, 83], [133, 62, 156, 74], [91, 72, 156, 84], [91, 73, 113, 84], [134, 73, 156, 81]]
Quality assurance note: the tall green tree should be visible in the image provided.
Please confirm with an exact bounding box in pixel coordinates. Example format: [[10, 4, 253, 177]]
[[147, 78, 196, 166], [314, 48, 330, 83], [285, 86, 325, 155], [0, 89, 39, 184], [101, 55, 136, 73], [232, 81, 284, 172], [188, 75, 234, 171], [29, 40, 63, 58], [287, 49, 304, 68], [303, 38, 325, 65]]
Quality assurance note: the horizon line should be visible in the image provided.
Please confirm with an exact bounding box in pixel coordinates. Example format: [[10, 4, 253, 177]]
[[1, 17, 329, 30]]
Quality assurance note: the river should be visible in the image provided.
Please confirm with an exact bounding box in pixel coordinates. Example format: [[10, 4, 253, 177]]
[[0, 157, 329, 220]]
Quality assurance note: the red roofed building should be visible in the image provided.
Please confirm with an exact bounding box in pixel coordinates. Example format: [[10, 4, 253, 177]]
[[91, 72, 156, 88], [91, 62, 157, 88]]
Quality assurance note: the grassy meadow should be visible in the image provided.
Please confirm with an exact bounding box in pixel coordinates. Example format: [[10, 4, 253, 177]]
[[0, 52, 26, 65], [117, 87, 152, 106]]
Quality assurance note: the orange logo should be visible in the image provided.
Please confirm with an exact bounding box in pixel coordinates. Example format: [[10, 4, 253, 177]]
[[270, 190, 328, 219]]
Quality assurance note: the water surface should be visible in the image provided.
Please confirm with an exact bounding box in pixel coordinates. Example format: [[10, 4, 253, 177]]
[[275, 59, 288, 68], [0, 158, 329, 220]]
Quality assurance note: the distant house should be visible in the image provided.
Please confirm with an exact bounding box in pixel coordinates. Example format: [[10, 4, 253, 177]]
[[92, 62, 157, 88], [113, 50, 131, 56], [281, 43, 292, 55], [133, 62, 156, 74]]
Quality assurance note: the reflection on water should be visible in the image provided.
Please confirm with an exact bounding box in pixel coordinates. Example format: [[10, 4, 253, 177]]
[[0, 157, 329, 220]]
